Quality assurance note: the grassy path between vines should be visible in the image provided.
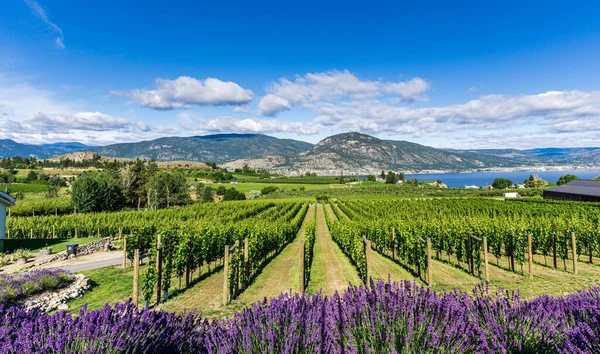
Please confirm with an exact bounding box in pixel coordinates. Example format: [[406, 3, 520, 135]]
[[306, 204, 361, 295], [161, 204, 317, 317], [326, 203, 600, 298], [326, 204, 418, 285], [234, 204, 316, 304]]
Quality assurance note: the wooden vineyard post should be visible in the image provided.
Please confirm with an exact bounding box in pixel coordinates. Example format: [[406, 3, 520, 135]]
[[185, 240, 191, 288], [156, 234, 163, 304], [363, 238, 371, 287], [52, 226, 56, 239], [468, 234, 474, 275], [391, 228, 396, 261], [122, 237, 127, 268], [426, 237, 433, 286], [527, 233, 533, 279], [553, 233, 558, 269], [223, 244, 229, 306], [30, 228, 33, 239], [299, 240, 305, 292], [133, 249, 140, 306], [119, 226, 123, 241], [97, 227, 100, 238], [244, 237, 249, 289], [483, 236, 489, 282], [571, 232, 578, 274]]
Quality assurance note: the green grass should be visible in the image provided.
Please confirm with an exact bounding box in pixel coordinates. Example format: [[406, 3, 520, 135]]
[[4, 237, 98, 253], [64, 265, 142, 313], [213, 182, 334, 193]]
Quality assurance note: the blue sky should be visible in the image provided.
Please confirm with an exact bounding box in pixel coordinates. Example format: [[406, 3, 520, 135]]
[[1, 0, 600, 148]]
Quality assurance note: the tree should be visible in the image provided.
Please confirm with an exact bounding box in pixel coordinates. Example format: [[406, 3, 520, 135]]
[[492, 177, 513, 190], [366, 174, 377, 182], [385, 171, 399, 184], [147, 171, 190, 209], [524, 174, 547, 188], [25, 170, 38, 182], [557, 174, 579, 186], [398, 172, 405, 181], [216, 186, 226, 196], [223, 187, 246, 201], [71, 171, 125, 212], [380, 171, 386, 179], [200, 186, 214, 203], [45, 184, 59, 198]]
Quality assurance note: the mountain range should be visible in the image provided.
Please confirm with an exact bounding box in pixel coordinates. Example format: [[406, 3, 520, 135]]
[[2, 133, 600, 173]]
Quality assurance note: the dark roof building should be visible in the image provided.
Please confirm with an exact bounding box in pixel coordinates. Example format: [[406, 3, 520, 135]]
[[543, 180, 600, 202]]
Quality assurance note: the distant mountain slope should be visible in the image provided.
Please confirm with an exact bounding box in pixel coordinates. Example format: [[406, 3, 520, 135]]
[[451, 147, 600, 166], [93, 134, 314, 163], [224, 132, 521, 173], [281, 132, 519, 172], [0, 140, 93, 159]]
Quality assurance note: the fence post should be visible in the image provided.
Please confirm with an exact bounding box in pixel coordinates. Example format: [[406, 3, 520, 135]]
[[365, 239, 371, 287], [122, 237, 127, 268], [300, 240, 305, 292], [483, 236, 489, 282], [185, 240, 191, 288], [97, 227, 100, 238], [528, 233, 533, 279], [426, 237, 433, 286], [223, 245, 229, 306], [30, 228, 33, 239], [571, 232, 578, 274], [75, 228, 78, 239], [156, 234, 163, 304], [244, 237, 249, 289], [391, 228, 396, 261], [52, 226, 56, 239], [553, 233, 558, 269], [133, 249, 140, 306]]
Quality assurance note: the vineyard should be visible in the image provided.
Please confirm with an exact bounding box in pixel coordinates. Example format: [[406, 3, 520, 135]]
[[328, 198, 600, 284]]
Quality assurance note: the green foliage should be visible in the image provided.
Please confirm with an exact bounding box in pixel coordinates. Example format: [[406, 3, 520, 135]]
[[25, 171, 38, 182], [492, 177, 513, 189], [71, 171, 125, 213], [146, 171, 190, 209], [385, 171, 399, 184], [199, 186, 214, 203], [261, 186, 278, 195], [366, 174, 377, 182], [223, 188, 246, 201], [557, 174, 579, 185], [315, 194, 329, 203]]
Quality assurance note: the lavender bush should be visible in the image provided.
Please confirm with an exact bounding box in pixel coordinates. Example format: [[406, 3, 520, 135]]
[[0, 280, 598, 353], [0, 269, 74, 304]]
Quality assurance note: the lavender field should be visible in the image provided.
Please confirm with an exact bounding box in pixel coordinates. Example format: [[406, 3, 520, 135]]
[[0, 280, 598, 353]]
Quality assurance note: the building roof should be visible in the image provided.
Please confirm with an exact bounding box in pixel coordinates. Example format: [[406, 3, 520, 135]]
[[0, 191, 15, 206], [544, 180, 600, 198]]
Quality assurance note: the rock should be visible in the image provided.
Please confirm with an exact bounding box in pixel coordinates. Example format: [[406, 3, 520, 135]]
[[57, 304, 69, 310]]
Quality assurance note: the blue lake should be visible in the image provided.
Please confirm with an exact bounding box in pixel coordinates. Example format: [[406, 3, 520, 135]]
[[400, 170, 600, 188]]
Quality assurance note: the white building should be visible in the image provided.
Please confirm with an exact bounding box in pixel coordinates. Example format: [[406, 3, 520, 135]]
[[503, 192, 520, 198], [0, 191, 15, 252]]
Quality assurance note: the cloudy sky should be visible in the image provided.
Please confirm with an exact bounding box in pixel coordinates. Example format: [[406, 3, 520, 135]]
[[2, 1, 600, 149]]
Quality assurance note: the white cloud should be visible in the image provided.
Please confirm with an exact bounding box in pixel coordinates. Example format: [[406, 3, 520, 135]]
[[180, 116, 323, 135], [22, 0, 64, 49], [258, 70, 430, 116], [114, 76, 254, 110], [314, 90, 600, 133], [257, 94, 292, 116], [233, 106, 250, 114]]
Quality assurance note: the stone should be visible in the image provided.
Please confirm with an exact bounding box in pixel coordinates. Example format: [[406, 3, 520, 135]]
[[57, 304, 69, 310]]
